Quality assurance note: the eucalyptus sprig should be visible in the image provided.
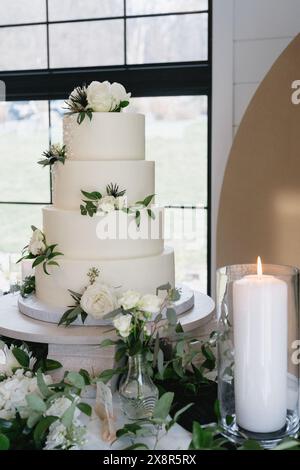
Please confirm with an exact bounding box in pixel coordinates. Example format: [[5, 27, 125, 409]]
[[38, 144, 66, 167], [17, 226, 64, 275]]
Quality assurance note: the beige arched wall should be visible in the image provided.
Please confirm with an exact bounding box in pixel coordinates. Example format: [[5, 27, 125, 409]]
[[217, 34, 300, 268]]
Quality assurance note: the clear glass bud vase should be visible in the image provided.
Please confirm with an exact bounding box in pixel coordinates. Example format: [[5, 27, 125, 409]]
[[119, 353, 159, 420]]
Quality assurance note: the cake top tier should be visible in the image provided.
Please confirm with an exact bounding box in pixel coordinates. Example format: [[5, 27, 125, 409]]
[[63, 112, 145, 161], [63, 81, 145, 161]]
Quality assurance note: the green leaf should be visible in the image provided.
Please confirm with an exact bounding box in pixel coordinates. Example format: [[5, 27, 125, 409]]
[[0, 433, 10, 450], [66, 371, 85, 389], [173, 403, 194, 423], [140, 194, 155, 207], [156, 282, 172, 295], [116, 423, 142, 438], [34, 416, 58, 448], [77, 402, 92, 417], [153, 392, 174, 421], [157, 348, 164, 378], [81, 190, 101, 200], [32, 255, 46, 268], [225, 414, 234, 426], [147, 209, 155, 220], [176, 340, 185, 357], [37, 369, 53, 398], [26, 394, 47, 413], [99, 339, 118, 348], [79, 369, 91, 385], [42, 359, 62, 372], [166, 308, 177, 326], [12, 347, 29, 368], [98, 368, 120, 384], [214, 399, 221, 420], [120, 100, 129, 108], [135, 210, 141, 228], [239, 439, 263, 450], [61, 402, 76, 428], [123, 443, 149, 450]]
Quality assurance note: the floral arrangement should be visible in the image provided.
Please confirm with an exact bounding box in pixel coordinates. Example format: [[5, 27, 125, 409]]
[[0, 343, 90, 450], [58, 267, 118, 326], [64, 81, 131, 124], [80, 183, 155, 228], [38, 143, 66, 167], [17, 226, 63, 275], [99, 283, 181, 363]]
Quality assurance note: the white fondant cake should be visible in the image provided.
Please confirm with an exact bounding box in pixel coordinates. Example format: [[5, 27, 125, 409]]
[[34, 110, 176, 316]]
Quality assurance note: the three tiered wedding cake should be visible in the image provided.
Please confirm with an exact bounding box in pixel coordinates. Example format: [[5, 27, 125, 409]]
[[18, 81, 179, 325]]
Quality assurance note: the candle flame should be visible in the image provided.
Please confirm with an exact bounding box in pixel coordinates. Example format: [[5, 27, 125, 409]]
[[257, 256, 263, 276]]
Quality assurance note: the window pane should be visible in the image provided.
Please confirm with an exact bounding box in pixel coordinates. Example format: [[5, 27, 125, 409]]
[[0, 101, 50, 202], [165, 208, 207, 293], [127, 13, 207, 64], [126, 0, 208, 15], [48, 0, 123, 21], [0, 204, 43, 253], [50, 100, 64, 143], [129, 96, 207, 206], [0, 25, 47, 71], [0, 0, 46, 26], [49, 20, 124, 68]]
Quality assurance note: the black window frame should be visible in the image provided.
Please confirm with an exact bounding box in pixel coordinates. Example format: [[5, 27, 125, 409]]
[[0, 0, 212, 294]]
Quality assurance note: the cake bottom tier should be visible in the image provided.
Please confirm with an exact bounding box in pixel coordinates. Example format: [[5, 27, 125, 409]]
[[35, 247, 175, 309]]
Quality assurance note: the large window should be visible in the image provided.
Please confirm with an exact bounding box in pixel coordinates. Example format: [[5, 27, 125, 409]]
[[0, 0, 211, 294]]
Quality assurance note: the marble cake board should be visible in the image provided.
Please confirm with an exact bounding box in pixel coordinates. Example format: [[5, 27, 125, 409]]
[[0, 291, 215, 383], [18, 284, 195, 326]]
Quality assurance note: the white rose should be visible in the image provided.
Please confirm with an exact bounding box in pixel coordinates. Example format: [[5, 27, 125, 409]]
[[29, 229, 46, 256], [115, 196, 127, 210], [45, 396, 80, 419], [80, 282, 117, 319], [98, 195, 116, 213], [113, 314, 132, 338], [118, 290, 141, 311], [110, 82, 131, 109], [138, 294, 163, 314], [86, 81, 113, 112]]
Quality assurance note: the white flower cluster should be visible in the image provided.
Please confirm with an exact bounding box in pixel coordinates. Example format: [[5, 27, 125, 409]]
[[79, 280, 163, 326], [44, 396, 86, 450], [86, 81, 131, 112], [113, 291, 163, 338], [28, 228, 46, 256], [0, 344, 36, 377], [0, 369, 51, 420], [97, 194, 127, 214]]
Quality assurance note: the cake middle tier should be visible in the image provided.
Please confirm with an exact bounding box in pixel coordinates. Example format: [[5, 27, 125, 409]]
[[52, 160, 155, 210], [43, 206, 164, 259]]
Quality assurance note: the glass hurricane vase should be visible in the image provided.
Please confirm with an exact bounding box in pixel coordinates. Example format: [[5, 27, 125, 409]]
[[119, 353, 159, 420]]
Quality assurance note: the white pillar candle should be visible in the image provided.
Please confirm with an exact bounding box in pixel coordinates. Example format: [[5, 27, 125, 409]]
[[233, 258, 287, 433]]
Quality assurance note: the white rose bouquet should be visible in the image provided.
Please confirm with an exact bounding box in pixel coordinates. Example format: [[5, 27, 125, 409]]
[[64, 80, 131, 124], [17, 225, 63, 275]]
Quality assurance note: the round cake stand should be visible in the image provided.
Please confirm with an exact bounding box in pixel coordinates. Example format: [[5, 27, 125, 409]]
[[0, 292, 215, 380]]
